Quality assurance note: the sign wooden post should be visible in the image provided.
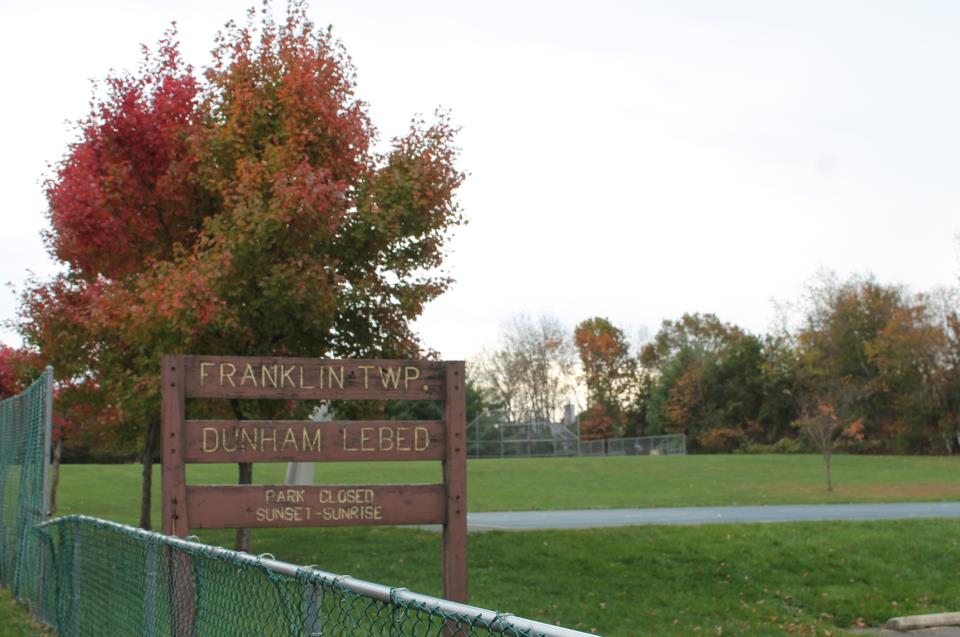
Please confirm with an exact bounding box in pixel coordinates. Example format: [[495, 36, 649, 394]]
[[442, 361, 467, 602], [160, 355, 196, 635], [161, 355, 189, 536], [161, 355, 468, 602]]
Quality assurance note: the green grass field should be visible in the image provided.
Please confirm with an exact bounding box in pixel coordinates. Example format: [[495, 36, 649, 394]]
[[0, 588, 48, 637], [54, 453, 960, 526], [13, 454, 960, 635]]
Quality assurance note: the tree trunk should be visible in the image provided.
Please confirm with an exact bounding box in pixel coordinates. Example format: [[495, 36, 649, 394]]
[[824, 452, 833, 492], [231, 399, 253, 552], [235, 462, 253, 552], [140, 418, 161, 530], [49, 438, 63, 515]]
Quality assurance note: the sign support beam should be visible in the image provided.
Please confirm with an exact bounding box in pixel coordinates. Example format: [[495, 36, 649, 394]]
[[161, 355, 189, 537], [442, 361, 468, 603]]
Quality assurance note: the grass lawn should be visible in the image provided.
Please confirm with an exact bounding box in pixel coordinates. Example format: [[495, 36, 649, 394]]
[[54, 454, 960, 527], [0, 589, 49, 637], [38, 454, 960, 636], [218, 520, 955, 637]]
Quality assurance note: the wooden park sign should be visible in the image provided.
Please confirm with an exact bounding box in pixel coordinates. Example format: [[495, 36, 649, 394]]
[[161, 355, 468, 601]]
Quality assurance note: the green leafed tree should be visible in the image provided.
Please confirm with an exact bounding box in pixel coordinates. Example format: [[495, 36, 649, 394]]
[[794, 273, 960, 453], [17, 2, 464, 548], [641, 313, 791, 451]]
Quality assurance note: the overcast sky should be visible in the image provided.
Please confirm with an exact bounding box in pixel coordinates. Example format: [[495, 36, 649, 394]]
[[2, 1, 959, 360]]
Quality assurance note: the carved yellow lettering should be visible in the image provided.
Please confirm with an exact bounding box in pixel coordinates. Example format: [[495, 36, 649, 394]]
[[302, 427, 321, 452], [327, 365, 344, 389], [403, 366, 420, 389], [414, 426, 430, 451], [358, 365, 374, 389], [261, 364, 278, 388], [396, 426, 411, 451], [239, 428, 257, 451], [281, 428, 298, 451], [220, 363, 237, 387], [280, 365, 296, 388], [261, 427, 277, 452], [378, 427, 394, 451], [199, 362, 214, 387], [380, 366, 402, 389], [202, 427, 219, 452], [299, 366, 315, 389], [341, 428, 358, 451], [265, 489, 276, 503], [240, 364, 258, 387], [256, 507, 266, 522], [360, 427, 373, 451], [221, 428, 237, 453]]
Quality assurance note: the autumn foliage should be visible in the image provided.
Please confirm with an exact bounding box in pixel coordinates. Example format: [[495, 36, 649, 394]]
[[0, 345, 38, 399], [474, 271, 960, 460], [46, 35, 206, 280], [574, 317, 643, 437], [630, 275, 960, 455], [17, 4, 464, 469]]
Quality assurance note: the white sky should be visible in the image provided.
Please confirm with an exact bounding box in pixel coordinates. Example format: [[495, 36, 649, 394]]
[[2, 1, 959, 360]]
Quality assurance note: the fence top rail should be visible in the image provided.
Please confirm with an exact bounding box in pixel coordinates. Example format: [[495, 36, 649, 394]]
[[40, 514, 597, 637]]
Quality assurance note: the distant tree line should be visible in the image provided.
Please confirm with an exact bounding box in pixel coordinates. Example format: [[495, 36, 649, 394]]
[[472, 273, 960, 455]]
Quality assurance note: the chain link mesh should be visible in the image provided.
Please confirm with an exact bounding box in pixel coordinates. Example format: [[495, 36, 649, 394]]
[[38, 515, 587, 637], [0, 369, 51, 615], [0, 372, 593, 637]]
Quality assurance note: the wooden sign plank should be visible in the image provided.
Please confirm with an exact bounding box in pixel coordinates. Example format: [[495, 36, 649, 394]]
[[184, 420, 445, 463], [186, 484, 446, 529], [182, 356, 445, 400], [442, 361, 468, 603]]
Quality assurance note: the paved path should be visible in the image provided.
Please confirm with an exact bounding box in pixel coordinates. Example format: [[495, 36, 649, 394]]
[[466, 502, 960, 531], [851, 627, 960, 636]]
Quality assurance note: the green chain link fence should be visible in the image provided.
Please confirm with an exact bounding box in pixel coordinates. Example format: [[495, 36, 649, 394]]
[[0, 372, 596, 637], [0, 367, 52, 615], [37, 515, 593, 637]]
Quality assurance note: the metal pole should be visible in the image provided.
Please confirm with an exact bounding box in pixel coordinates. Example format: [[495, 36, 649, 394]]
[[71, 526, 81, 635], [303, 580, 322, 636], [41, 366, 53, 519], [576, 414, 581, 456], [285, 403, 332, 486], [144, 541, 160, 637], [37, 367, 53, 619]]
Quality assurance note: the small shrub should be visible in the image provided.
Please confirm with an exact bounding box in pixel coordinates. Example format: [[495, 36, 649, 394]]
[[697, 428, 745, 453], [739, 437, 805, 454]]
